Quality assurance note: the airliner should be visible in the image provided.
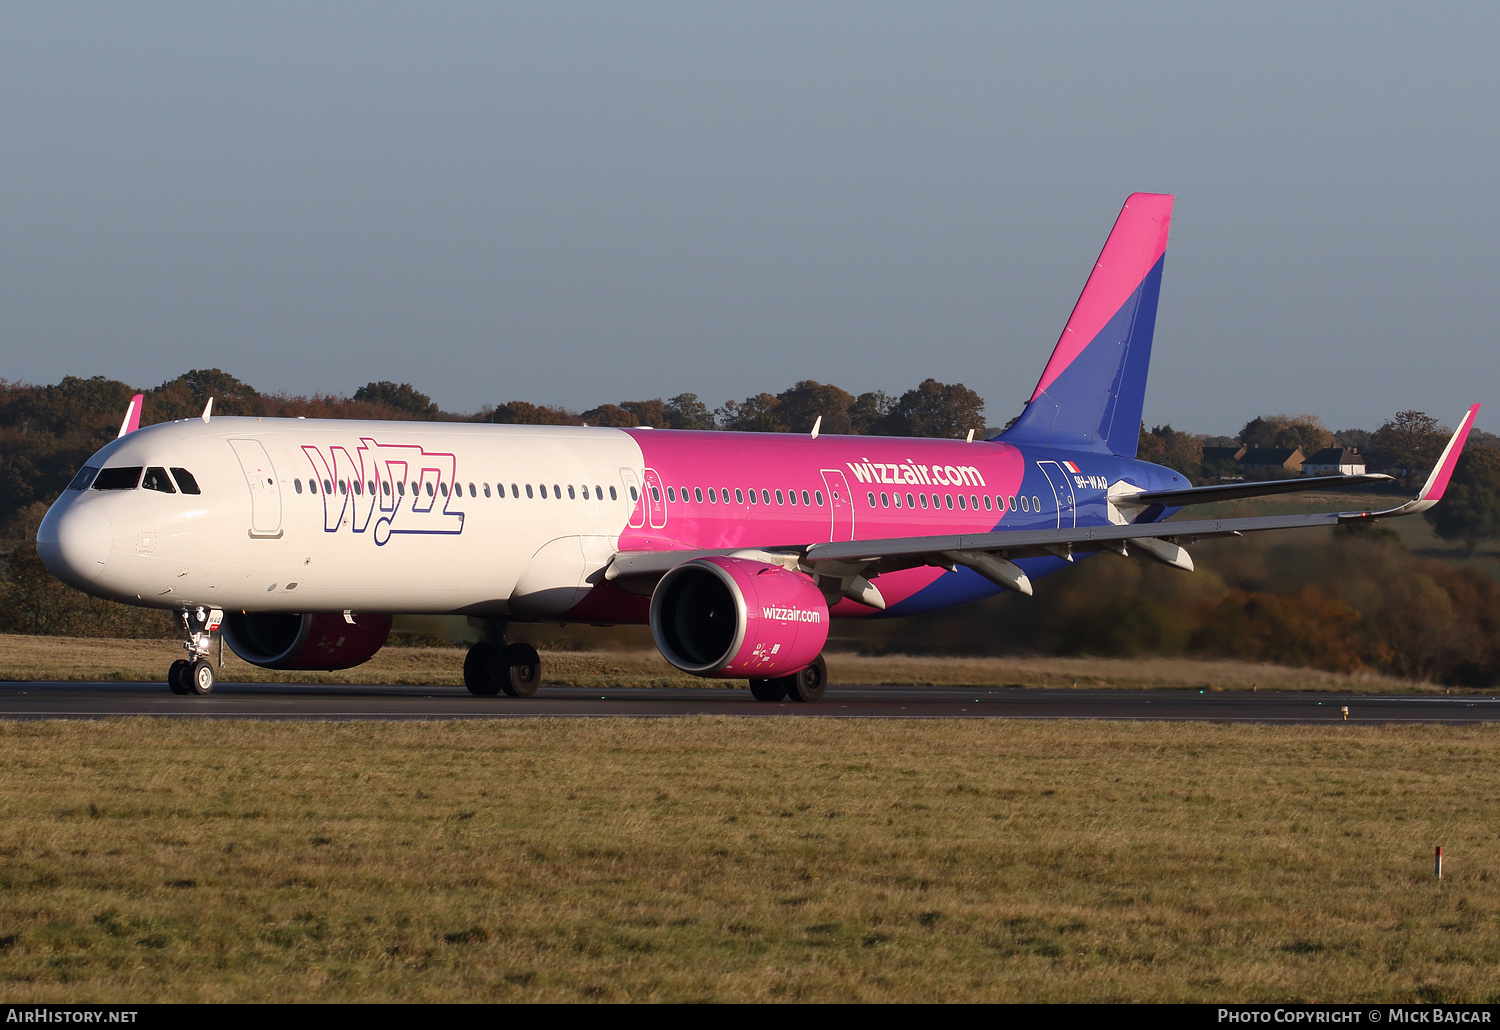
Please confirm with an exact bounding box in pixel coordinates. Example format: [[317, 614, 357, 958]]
[[35, 193, 1480, 699]]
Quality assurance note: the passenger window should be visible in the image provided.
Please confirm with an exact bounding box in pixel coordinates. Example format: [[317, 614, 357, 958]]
[[411, 481, 419, 495], [368, 480, 376, 495], [324, 479, 334, 494], [747, 489, 756, 505], [775, 490, 784, 505], [67, 467, 100, 491], [880, 492, 889, 508], [595, 486, 603, 500], [1020, 496, 1029, 512], [945, 495, 954, 510], [468, 483, 476, 497], [919, 494, 928, 510], [526, 484, 534, 498], [971, 495, 979, 510], [868, 492, 876, 507], [892, 493, 901, 508], [629, 486, 638, 501], [667, 486, 676, 502], [957, 495, 965, 510], [802, 490, 811, 505], [512, 484, 519, 497], [424, 483, 433, 497], [483, 483, 491, 497], [383, 481, 391, 496], [1008, 495, 1016, 511], [142, 467, 176, 493], [984, 495, 993, 511], [397, 482, 406, 496], [294, 479, 303, 494], [707, 488, 717, 504], [609, 486, 617, 500], [1033, 496, 1041, 511], [815, 491, 824, 505], [735, 489, 744, 504], [568, 485, 576, 499], [652, 486, 661, 502], [761, 489, 770, 504], [788, 490, 797, 506], [693, 487, 703, 503], [353, 480, 362, 496], [907, 493, 915, 508], [340, 481, 348, 495]]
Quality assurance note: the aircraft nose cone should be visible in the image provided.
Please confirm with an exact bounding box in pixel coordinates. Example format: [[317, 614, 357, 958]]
[[37, 503, 113, 586]]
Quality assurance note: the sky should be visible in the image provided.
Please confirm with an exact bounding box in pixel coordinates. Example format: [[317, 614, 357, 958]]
[[2, 2, 1497, 435]]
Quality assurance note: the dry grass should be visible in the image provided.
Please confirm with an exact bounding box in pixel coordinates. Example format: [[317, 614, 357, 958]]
[[0, 718, 1497, 1002], [0, 634, 1445, 693]]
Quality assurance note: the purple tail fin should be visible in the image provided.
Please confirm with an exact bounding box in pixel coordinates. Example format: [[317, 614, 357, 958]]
[[999, 193, 1173, 457]]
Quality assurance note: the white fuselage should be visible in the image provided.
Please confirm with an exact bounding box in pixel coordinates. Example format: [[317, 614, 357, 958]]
[[40, 418, 644, 618]]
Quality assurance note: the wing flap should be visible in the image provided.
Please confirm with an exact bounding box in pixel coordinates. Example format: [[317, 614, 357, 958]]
[[1133, 473, 1393, 508]]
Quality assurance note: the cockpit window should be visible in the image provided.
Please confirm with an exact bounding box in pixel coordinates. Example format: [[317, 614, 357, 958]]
[[67, 467, 100, 490], [142, 467, 176, 493], [169, 468, 201, 495], [93, 466, 143, 490]]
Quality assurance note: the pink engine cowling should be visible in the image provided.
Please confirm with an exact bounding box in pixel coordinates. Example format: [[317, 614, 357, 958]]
[[222, 611, 394, 671], [649, 557, 828, 678]]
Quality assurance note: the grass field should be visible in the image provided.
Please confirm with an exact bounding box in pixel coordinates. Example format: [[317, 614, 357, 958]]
[[0, 633, 1449, 693], [0, 718, 1495, 1002]]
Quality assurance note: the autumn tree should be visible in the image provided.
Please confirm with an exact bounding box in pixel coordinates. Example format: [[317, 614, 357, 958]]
[[1370, 410, 1446, 488], [848, 391, 892, 435], [488, 401, 578, 426], [772, 381, 856, 435], [579, 403, 639, 427], [875, 379, 985, 438], [1426, 447, 1500, 554], [1136, 424, 1204, 482], [1237, 414, 1333, 454], [148, 369, 261, 420], [716, 393, 787, 432], [352, 381, 440, 419]]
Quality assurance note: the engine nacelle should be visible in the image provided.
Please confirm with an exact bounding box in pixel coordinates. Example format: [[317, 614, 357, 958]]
[[650, 557, 828, 678], [222, 611, 393, 671]]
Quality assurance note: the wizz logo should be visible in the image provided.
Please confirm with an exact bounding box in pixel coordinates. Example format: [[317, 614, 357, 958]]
[[302, 439, 464, 546]]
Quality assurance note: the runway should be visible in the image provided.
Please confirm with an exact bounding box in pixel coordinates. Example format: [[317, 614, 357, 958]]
[[0, 680, 1497, 722]]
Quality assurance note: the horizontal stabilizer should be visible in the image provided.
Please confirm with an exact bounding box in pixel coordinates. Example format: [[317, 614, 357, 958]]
[[1134, 473, 1394, 508]]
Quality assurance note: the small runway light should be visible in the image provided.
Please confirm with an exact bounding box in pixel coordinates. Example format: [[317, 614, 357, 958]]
[[1341, 706, 1349, 721]]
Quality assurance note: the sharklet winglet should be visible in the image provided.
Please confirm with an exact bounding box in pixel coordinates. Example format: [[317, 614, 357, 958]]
[[116, 394, 143, 439], [1339, 404, 1482, 519]]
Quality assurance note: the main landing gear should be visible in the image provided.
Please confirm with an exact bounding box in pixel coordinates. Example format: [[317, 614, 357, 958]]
[[168, 607, 223, 696], [749, 654, 828, 703], [464, 622, 542, 697]]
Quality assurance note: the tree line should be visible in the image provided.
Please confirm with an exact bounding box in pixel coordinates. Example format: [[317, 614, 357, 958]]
[[0, 370, 987, 538], [5, 369, 1500, 687]]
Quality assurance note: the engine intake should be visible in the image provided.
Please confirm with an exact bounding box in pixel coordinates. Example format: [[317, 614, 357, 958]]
[[650, 557, 828, 678], [222, 611, 393, 671]]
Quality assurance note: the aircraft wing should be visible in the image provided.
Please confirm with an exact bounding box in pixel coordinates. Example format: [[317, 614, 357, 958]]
[[605, 405, 1480, 602], [1131, 473, 1393, 507]]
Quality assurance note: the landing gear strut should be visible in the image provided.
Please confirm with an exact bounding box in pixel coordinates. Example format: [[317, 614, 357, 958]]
[[750, 654, 828, 703], [170, 607, 222, 695], [463, 622, 543, 698]]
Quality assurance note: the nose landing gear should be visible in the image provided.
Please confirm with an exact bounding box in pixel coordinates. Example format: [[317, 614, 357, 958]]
[[168, 607, 222, 695]]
